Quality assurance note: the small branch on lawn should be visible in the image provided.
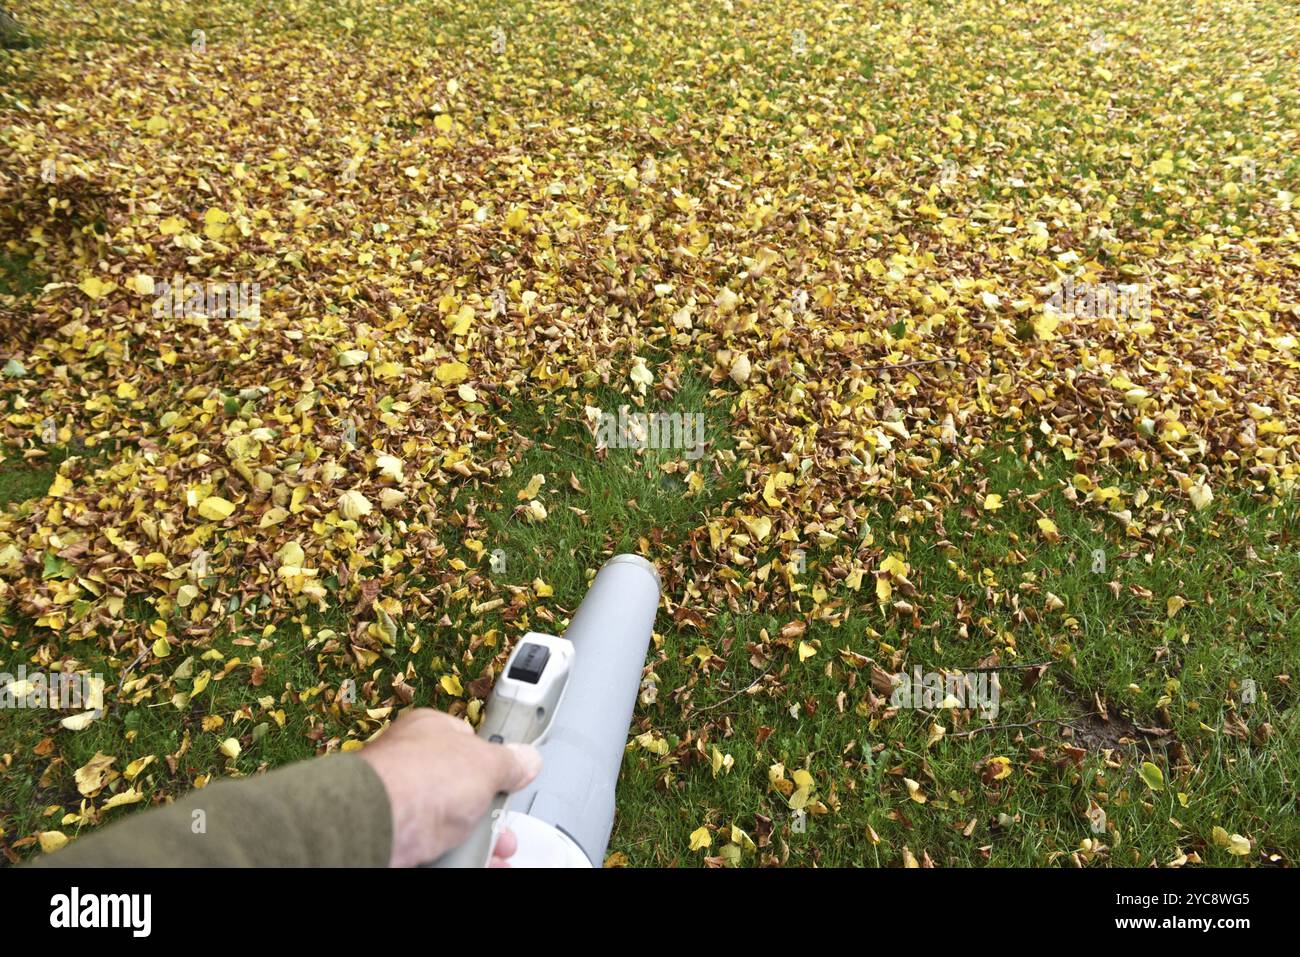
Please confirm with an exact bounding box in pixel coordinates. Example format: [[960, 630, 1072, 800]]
[[695, 663, 774, 712], [113, 645, 150, 704], [960, 660, 1052, 673], [947, 715, 1100, 739]]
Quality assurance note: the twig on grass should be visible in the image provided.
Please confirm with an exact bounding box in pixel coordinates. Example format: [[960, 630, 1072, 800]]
[[946, 716, 1089, 739], [695, 662, 774, 712], [959, 660, 1052, 673], [112, 645, 150, 706], [912, 706, 1103, 740]]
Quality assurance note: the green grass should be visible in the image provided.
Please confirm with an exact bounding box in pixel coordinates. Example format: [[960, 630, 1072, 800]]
[[0, 252, 43, 302], [0, 11, 35, 51], [0, 456, 58, 508], [471, 374, 737, 591]]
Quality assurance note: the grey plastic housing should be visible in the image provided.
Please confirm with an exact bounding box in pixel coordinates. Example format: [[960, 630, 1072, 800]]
[[508, 553, 660, 865]]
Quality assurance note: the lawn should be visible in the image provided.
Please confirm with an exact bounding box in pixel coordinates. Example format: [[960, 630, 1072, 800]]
[[0, 0, 1297, 867]]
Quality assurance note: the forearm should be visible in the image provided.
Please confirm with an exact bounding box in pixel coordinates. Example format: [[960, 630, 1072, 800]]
[[29, 754, 392, 868]]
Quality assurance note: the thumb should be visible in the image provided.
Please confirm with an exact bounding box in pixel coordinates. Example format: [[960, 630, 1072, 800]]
[[488, 742, 543, 793]]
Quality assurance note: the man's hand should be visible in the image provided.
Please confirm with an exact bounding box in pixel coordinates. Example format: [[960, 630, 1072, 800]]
[[359, 708, 542, 867]]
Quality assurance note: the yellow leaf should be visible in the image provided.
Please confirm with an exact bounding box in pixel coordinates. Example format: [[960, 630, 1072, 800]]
[[375, 454, 405, 482], [636, 731, 669, 755], [1211, 826, 1251, 856], [197, 496, 236, 521], [517, 473, 546, 500], [1189, 482, 1213, 511], [338, 490, 373, 520], [337, 349, 369, 367], [711, 746, 734, 777], [880, 554, 909, 577], [741, 515, 772, 541], [38, 831, 69, 853], [60, 711, 100, 731], [730, 824, 756, 851], [982, 493, 1004, 511], [74, 752, 116, 797], [101, 788, 145, 811], [630, 359, 654, 392], [763, 471, 794, 507], [798, 640, 817, 661], [440, 674, 464, 696], [203, 207, 230, 239], [78, 276, 113, 300], [448, 305, 475, 336], [219, 738, 241, 759], [124, 755, 156, 782], [505, 206, 528, 231], [1139, 761, 1165, 792], [259, 506, 289, 528], [688, 826, 712, 851], [435, 361, 470, 384], [729, 352, 751, 385], [1034, 310, 1061, 340]]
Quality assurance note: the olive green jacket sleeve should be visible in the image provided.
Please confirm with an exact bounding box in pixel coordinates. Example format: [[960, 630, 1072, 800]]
[[29, 754, 392, 867]]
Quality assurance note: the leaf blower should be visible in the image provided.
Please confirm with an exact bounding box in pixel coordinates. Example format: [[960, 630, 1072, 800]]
[[427, 554, 660, 868]]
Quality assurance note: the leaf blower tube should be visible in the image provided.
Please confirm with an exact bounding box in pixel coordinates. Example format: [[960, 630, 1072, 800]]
[[429, 554, 660, 868]]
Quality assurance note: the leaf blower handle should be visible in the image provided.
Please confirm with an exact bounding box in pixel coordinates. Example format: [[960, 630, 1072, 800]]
[[425, 633, 573, 868]]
